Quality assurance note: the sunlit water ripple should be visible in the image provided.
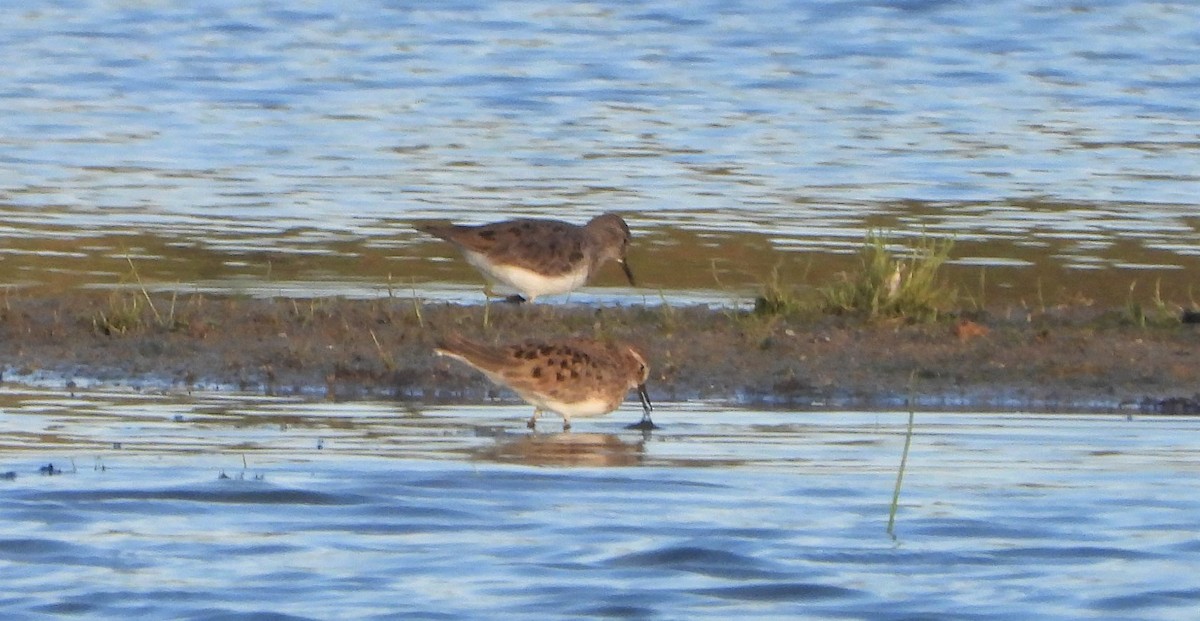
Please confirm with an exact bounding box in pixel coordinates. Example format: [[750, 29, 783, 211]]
[[3, 2, 1200, 617], [1, 1, 1199, 303], [1, 387, 1198, 619]]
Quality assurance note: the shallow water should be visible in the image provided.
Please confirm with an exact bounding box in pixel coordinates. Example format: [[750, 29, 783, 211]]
[[2, 1, 1200, 304], [5, 4, 1200, 617], [2, 386, 1198, 619]]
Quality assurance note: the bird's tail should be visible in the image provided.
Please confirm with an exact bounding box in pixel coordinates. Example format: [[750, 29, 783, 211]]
[[434, 333, 511, 370]]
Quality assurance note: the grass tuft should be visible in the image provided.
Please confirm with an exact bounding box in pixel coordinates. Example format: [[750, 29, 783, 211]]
[[92, 255, 185, 335], [819, 231, 956, 322], [1121, 279, 1179, 328], [657, 289, 679, 333], [93, 289, 149, 335], [753, 262, 810, 318]]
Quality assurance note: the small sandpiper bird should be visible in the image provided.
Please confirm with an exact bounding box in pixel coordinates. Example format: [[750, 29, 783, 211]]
[[415, 213, 637, 303], [434, 334, 656, 431]]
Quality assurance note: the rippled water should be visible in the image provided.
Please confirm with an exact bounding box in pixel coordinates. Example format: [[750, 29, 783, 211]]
[[4, 5, 1200, 616], [2, 1, 1200, 303], [2, 386, 1199, 619]]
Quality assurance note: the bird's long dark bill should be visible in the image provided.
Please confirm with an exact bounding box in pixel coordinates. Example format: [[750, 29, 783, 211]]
[[637, 383, 653, 414], [626, 383, 659, 430], [621, 260, 637, 287]]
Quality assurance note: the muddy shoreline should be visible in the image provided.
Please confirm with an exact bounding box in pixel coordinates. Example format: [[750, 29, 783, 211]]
[[2, 291, 1199, 415]]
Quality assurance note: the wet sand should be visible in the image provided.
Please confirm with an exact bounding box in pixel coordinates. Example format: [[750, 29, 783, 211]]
[[1, 291, 1199, 414]]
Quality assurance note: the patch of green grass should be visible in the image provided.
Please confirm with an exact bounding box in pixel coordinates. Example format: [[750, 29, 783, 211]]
[[93, 290, 149, 335], [656, 289, 679, 334], [752, 262, 811, 318], [1121, 279, 1179, 328], [819, 231, 956, 322], [738, 262, 813, 346], [92, 255, 183, 335]]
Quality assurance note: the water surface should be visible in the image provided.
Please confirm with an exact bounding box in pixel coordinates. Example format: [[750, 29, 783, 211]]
[[2, 387, 1198, 619], [4, 4, 1200, 617], [2, 1, 1200, 304]]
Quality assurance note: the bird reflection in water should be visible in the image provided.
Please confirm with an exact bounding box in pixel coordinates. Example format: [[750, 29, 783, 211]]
[[474, 432, 645, 467]]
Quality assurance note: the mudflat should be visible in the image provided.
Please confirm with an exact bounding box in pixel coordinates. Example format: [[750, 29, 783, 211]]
[[2, 291, 1198, 414]]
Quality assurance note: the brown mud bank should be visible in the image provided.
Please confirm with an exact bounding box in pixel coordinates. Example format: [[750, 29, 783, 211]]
[[2, 291, 1200, 414]]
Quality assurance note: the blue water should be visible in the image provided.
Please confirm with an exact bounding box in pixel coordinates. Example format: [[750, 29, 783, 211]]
[[2, 0, 1199, 286], [2, 388, 1199, 619], [3, 2, 1200, 617]]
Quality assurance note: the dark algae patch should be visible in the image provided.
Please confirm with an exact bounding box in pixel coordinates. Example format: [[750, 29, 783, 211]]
[[2, 291, 1200, 413]]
